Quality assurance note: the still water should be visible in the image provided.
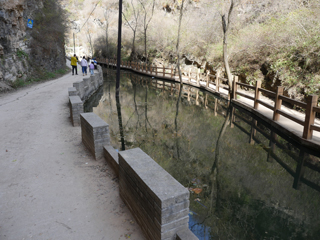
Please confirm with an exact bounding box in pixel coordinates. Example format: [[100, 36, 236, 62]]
[[84, 70, 320, 240]]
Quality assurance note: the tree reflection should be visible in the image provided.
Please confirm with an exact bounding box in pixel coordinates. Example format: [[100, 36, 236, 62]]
[[116, 87, 125, 151]]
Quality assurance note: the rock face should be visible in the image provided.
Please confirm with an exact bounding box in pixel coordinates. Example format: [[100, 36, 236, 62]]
[[0, 0, 65, 91]]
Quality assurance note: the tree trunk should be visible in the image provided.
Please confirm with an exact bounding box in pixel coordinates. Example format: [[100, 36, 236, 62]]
[[131, 30, 136, 58], [144, 30, 147, 64], [223, 36, 232, 91]]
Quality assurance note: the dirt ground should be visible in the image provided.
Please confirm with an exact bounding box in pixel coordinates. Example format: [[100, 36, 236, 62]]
[[0, 62, 145, 240]]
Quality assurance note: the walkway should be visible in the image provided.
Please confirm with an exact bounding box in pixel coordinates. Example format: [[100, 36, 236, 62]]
[[0, 61, 145, 240]]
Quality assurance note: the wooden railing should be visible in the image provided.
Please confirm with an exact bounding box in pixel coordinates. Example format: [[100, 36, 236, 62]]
[[233, 80, 320, 140], [97, 58, 229, 91]]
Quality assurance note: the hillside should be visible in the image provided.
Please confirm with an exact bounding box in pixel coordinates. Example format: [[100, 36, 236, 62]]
[[2, 0, 318, 101], [0, 0, 67, 91]]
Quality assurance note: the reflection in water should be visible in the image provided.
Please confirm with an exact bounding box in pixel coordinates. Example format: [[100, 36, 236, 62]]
[[84, 70, 320, 240], [116, 93, 125, 151]]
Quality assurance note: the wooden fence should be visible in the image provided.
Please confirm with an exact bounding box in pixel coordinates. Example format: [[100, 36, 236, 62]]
[[233, 80, 320, 140], [97, 58, 320, 141]]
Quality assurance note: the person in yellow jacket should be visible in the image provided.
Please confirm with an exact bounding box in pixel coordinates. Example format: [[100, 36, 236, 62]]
[[71, 54, 78, 75]]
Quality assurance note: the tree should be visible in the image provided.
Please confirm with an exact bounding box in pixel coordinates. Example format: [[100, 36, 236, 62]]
[[86, 22, 94, 57], [104, 8, 110, 58], [174, 0, 185, 158], [138, 0, 155, 63], [220, 0, 236, 97], [123, 0, 141, 59]]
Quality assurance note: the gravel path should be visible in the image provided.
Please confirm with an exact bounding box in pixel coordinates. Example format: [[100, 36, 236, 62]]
[[0, 61, 145, 240]]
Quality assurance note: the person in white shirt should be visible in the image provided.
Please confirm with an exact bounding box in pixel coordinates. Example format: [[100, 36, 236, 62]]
[[81, 56, 88, 76]]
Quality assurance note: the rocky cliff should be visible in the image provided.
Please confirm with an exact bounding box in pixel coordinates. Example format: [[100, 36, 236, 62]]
[[0, 0, 66, 92]]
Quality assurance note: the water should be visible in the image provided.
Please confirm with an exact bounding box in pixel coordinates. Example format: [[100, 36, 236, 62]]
[[84, 70, 320, 240]]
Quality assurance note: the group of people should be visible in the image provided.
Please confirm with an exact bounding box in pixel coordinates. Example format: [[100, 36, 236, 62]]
[[70, 54, 97, 76]]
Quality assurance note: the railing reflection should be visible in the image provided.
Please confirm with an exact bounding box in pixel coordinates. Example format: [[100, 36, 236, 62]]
[[129, 74, 320, 193]]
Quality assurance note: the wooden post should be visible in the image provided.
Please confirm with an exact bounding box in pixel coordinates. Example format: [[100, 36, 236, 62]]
[[196, 69, 200, 85], [254, 80, 261, 109], [171, 66, 173, 79], [187, 87, 190, 101], [230, 106, 235, 128], [196, 90, 199, 105], [215, 70, 220, 92], [214, 98, 218, 116], [206, 71, 209, 88], [303, 95, 318, 139], [293, 150, 307, 189], [267, 131, 276, 162], [163, 80, 165, 91], [163, 66, 165, 77], [156, 66, 158, 76], [232, 76, 238, 100], [249, 119, 257, 144], [188, 69, 191, 83], [273, 86, 284, 121], [205, 94, 208, 109]]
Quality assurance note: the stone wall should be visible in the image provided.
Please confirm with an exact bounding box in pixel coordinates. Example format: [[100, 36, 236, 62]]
[[80, 112, 110, 159], [69, 96, 83, 127], [119, 148, 192, 240], [68, 65, 103, 126]]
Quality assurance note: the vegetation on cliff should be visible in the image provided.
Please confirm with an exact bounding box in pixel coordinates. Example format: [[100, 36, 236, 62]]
[[28, 0, 68, 81], [0, 0, 68, 91]]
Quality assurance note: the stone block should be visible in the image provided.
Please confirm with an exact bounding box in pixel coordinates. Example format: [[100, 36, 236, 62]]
[[68, 87, 77, 96], [119, 149, 189, 208], [69, 96, 83, 127], [73, 81, 85, 100], [90, 75, 97, 91], [83, 77, 93, 98], [80, 113, 110, 159], [119, 148, 190, 240]]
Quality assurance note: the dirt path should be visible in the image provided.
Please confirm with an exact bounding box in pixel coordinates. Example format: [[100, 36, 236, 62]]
[[0, 61, 145, 240]]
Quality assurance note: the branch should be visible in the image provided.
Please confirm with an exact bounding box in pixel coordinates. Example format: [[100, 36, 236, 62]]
[[226, 0, 234, 32], [122, 12, 135, 31]]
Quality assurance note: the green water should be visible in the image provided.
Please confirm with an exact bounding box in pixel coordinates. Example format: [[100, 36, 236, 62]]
[[84, 70, 320, 240]]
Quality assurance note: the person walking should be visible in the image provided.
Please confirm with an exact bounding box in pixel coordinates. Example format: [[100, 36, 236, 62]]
[[81, 56, 88, 76], [71, 54, 78, 75], [89, 61, 95, 76]]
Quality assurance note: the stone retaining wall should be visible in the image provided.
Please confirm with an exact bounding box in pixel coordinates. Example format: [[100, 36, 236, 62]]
[[69, 96, 83, 127], [80, 113, 110, 159], [68, 66, 103, 126], [119, 148, 193, 240], [67, 64, 198, 239]]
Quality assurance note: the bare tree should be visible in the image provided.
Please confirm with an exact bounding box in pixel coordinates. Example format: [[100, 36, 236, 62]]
[[104, 9, 110, 58], [221, 0, 235, 96], [174, 0, 185, 157], [86, 22, 94, 57], [138, 0, 155, 63], [123, 0, 140, 59]]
